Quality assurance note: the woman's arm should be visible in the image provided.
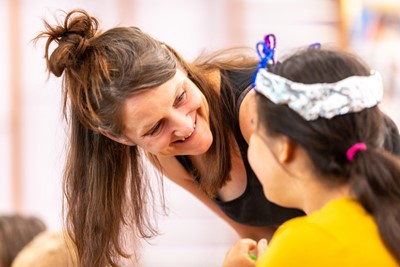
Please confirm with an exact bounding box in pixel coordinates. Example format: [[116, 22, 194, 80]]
[[152, 154, 277, 241]]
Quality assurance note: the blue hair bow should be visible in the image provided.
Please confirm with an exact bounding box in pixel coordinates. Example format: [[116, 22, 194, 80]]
[[256, 34, 276, 68], [252, 34, 276, 87]]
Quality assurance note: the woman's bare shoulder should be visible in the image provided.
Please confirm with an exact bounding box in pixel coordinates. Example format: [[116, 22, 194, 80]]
[[238, 89, 256, 143]]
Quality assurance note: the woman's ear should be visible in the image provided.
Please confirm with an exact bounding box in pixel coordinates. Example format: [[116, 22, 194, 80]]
[[98, 128, 136, 146]]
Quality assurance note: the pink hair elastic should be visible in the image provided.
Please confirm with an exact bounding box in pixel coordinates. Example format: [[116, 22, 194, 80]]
[[346, 142, 367, 161]]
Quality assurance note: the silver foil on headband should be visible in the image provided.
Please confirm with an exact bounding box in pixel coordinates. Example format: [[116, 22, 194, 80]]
[[254, 69, 383, 120]]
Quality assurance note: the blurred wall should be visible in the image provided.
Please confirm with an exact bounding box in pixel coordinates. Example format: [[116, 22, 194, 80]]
[[1, 0, 12, 216], [1, 0, 347, 266]]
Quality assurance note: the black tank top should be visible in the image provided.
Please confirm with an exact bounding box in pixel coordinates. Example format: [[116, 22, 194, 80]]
[[176, 69, 304, 226]]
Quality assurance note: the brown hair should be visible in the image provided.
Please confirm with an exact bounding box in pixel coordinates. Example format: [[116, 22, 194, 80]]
[[0, 215, 46, 267], [35, 9, 258, 267], [255, 48, 400, 262]]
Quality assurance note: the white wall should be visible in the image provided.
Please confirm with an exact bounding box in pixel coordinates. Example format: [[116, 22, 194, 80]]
[[0, 0, 12, 214]]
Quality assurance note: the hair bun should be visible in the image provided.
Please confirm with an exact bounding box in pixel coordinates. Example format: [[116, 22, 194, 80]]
[[60, 31, 90, 57], [39, 9, 99, 77]]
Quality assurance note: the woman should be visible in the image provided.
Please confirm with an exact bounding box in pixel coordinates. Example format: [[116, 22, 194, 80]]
[[36, 9, 304, 267], [223, 47, 400, 266]]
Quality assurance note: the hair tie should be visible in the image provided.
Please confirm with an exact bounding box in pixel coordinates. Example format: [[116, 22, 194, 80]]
[[346, 142, 367, 161], [76, 38, 90, 56]]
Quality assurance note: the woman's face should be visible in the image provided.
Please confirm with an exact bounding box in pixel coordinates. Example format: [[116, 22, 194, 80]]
[[120, 68, 213, 156]]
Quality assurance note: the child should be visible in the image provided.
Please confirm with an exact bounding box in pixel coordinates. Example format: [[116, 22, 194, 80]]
[[223, 46, 400, 266], [12, 231, 77, 267]]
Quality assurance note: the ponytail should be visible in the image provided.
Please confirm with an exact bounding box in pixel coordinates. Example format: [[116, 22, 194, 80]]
[[349, 147, 400, 262]]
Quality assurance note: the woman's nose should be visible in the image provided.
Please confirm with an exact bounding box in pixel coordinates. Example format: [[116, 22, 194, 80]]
[[172, 112, 194, 138], [175, 127, 193, 138]]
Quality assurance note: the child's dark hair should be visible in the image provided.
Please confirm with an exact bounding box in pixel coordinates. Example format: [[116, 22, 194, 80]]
[[255, 48, 400, 262]]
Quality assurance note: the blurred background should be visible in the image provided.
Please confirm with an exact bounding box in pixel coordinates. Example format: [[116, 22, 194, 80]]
[[1, 0, 399, 266]]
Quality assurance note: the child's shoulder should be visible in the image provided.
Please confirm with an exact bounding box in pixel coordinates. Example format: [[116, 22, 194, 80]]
[[260, 198, 396, 267], [277, 198, 370, 239]]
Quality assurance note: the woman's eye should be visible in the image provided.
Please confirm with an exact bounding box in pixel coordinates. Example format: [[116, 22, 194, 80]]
[[146, 122, 162, 136], [174, 91, 186, 106]]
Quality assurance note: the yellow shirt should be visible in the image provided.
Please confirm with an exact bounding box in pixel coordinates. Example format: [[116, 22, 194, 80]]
[[257, 198, 398, 267]]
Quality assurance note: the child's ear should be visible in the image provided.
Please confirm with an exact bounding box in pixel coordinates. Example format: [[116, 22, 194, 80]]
[[277, 136, 295, 164], [98, 128, 136, 146]]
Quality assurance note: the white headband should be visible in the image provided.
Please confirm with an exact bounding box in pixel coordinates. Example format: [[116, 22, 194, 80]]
[[254, 69, 383, 121]]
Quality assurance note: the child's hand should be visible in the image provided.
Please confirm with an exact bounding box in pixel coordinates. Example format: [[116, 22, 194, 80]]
[[223, 238, 268, 267], [256, 238, 268, 260], [222, 238, 258, 267]]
